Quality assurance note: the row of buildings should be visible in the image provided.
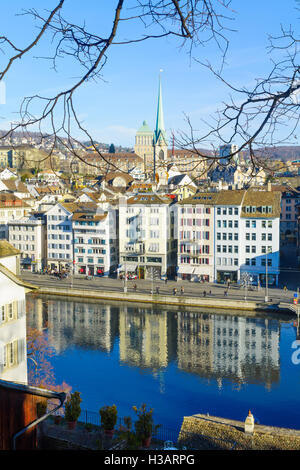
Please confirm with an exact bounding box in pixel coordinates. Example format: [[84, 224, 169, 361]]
[[0, 76, 299, 285], [5, 186, 281, 286]]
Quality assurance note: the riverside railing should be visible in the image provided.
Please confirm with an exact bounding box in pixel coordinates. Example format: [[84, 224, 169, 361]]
[[47, 402, 238, 450]]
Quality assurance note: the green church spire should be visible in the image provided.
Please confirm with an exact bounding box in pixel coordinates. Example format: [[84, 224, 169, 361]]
[[154, 74, 167, 145]]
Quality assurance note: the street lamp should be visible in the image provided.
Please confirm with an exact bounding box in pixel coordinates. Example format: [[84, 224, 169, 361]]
[[265, 246, 271, 303], [123, 259, 128, 293]]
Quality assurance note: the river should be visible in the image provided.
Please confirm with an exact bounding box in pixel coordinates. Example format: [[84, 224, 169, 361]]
[[26, 294, 300, 432]]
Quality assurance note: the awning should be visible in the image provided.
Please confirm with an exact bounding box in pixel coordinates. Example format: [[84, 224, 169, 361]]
[[193, 267, 205, 275], [178, 265, 194, 274], [119, 263, 137, 272]]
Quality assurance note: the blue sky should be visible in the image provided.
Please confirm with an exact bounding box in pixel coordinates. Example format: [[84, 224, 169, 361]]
[[0, 0, 299, 147]]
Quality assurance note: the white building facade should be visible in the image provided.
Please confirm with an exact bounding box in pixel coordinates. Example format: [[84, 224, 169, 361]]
[[119, 194, 177, 280], [8, 214, 46, 272], [176, 193, 216, 282], [46, 203, 73, 271], [213, 190, 281, 286], [73, 205, 118, 277]]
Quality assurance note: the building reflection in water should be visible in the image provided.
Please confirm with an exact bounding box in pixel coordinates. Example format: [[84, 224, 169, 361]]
[[26, 296, 281, 389], [119, 306, 176, 370], [177, 312, 280, 389], [27, 297, 119, 354]]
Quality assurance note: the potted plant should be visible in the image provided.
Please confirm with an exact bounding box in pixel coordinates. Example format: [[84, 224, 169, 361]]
[[118, 416, 140, 450], [99, 404, 118, 437], [64, 391, 82, 430], [133, 403, 160, 448]]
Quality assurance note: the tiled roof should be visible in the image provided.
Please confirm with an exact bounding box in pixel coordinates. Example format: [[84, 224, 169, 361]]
[[177, 191, 219, 205], [241, 191, 281, 218], [127, 194, 173, 205], [85, 152, 142, 162], [104, 172, 134, 184], [0, 240, 21, 258], [178, 189, 282, 217], [72, 212, 107, 222], [2, 179, 29, 193], [0, 192, 30, 207]]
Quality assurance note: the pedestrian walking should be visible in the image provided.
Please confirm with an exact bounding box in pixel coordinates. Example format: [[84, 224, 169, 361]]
[[203, 290, 206, 297], [165, 278, 168, 285], [180, 286, 184, 295], [173, 287, 177, 296], [156, 286, 160, 294], [133, 283, 137, 292]]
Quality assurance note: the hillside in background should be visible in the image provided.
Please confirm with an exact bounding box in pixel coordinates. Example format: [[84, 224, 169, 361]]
[[242, 146, 300, 162], [1, 129, 300, 160]]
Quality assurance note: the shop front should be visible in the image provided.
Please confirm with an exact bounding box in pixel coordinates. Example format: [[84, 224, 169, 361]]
[[96, 267, 104, 276], [192, 266, 210, 283], [21, 257, 32, 271], [88, 266, 94, 276], [259, 273, 278, 287], [78, 265, 86, 275], [119, 263, 138, 279], [177, 265, 194, 281], [217, 270, 238, 284]]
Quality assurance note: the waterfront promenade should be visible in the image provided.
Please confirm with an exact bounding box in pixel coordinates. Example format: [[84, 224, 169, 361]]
[[22, 272, 298, 314]]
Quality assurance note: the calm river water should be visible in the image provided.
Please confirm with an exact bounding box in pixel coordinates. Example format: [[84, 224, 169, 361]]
[[26, 294, 300, 432]]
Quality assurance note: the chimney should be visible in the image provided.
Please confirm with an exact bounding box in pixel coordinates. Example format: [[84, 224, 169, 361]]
[[244, 410, 255, 435]]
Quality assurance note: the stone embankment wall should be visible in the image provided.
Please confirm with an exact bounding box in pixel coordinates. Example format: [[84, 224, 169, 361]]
[[34, 285, 282, 313], [179, 414, 300, 450]]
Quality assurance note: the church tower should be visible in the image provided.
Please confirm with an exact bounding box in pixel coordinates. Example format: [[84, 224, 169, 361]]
[[153, 75, 168, 181], [134, 120, 154, 176]]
